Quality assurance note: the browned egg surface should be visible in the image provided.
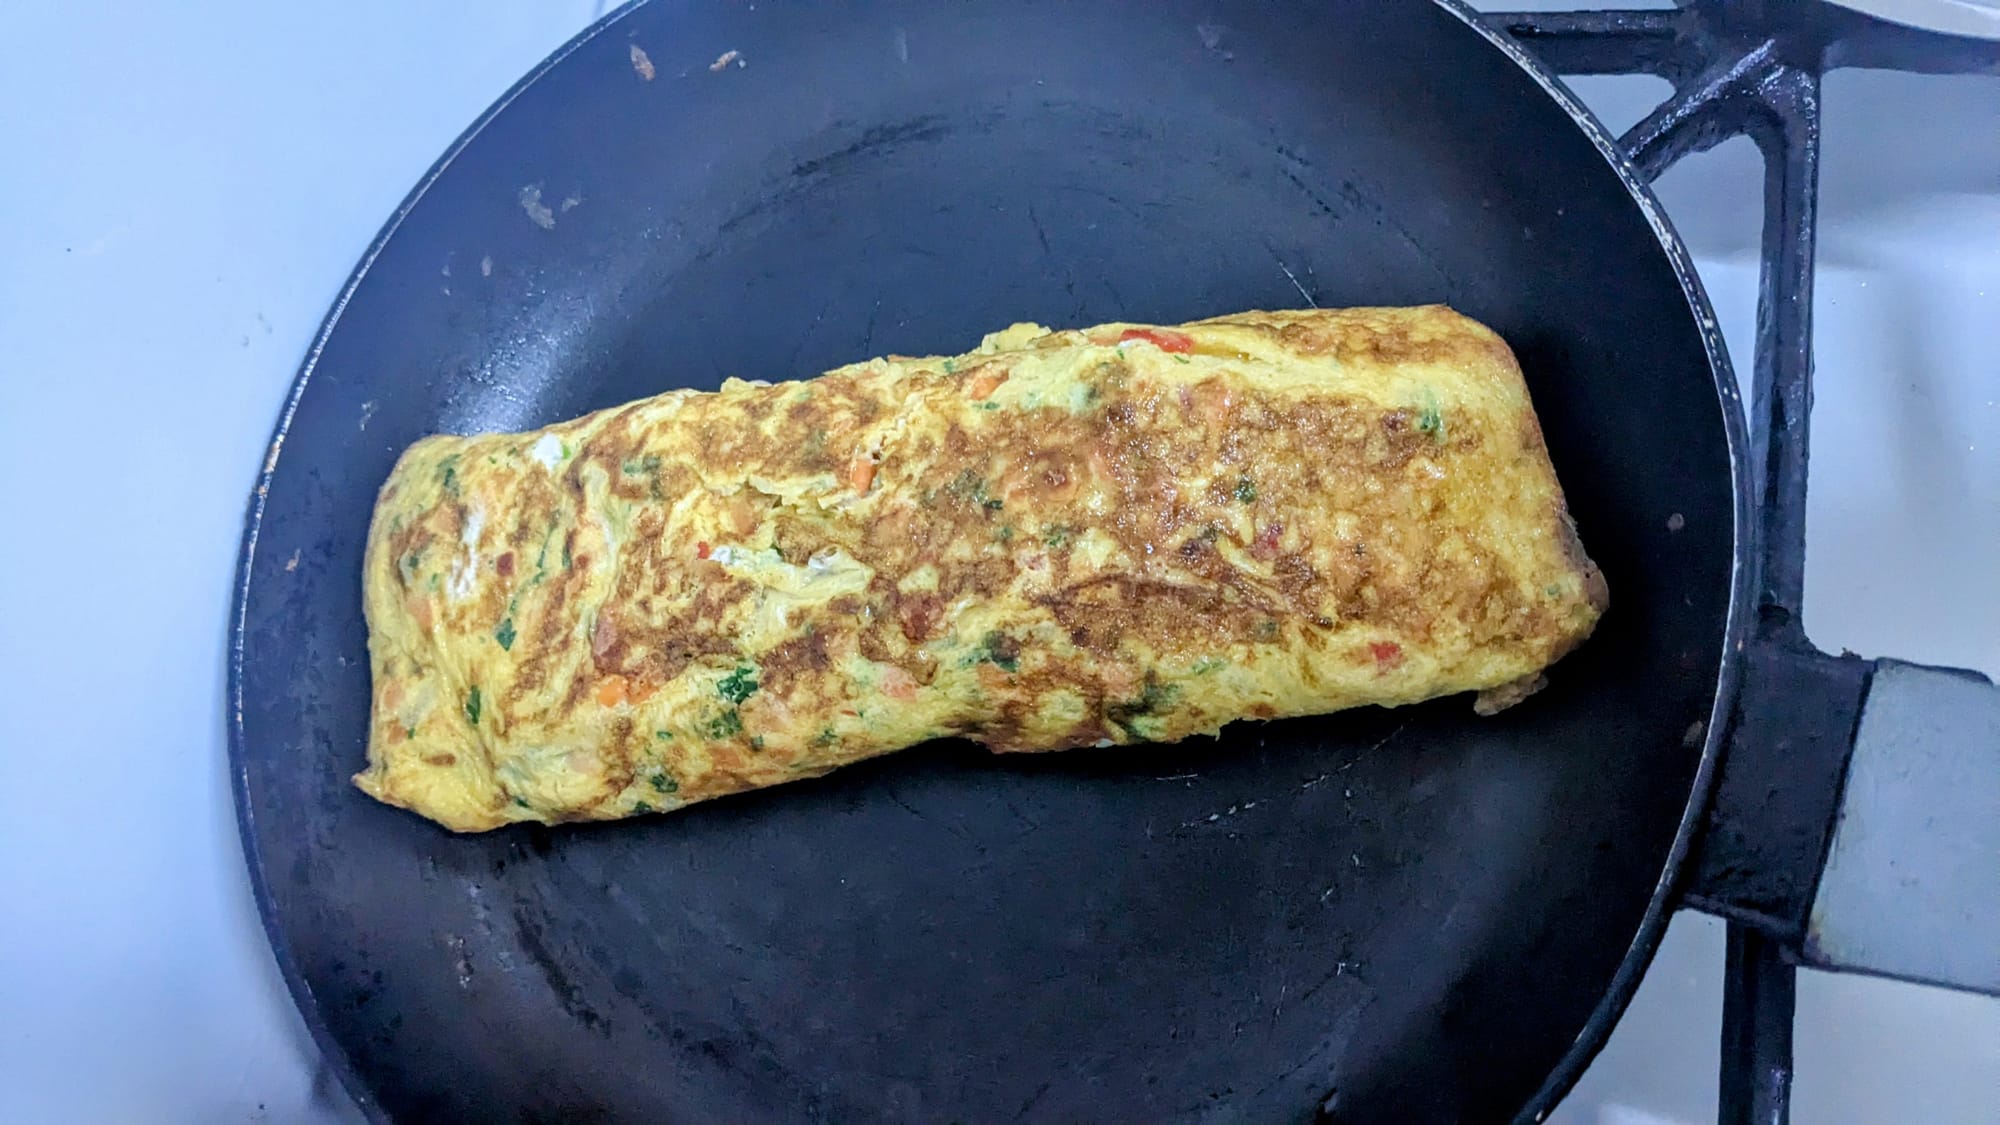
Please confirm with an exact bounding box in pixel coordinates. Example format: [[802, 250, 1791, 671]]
[[357, 307, 1606, 831]]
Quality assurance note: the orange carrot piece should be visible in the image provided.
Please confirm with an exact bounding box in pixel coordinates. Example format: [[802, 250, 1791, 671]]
[[967, 370, 1007, 400]]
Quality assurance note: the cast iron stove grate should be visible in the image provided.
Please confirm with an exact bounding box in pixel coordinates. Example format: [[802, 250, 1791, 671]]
[[1482, 3, 1997, 1122]]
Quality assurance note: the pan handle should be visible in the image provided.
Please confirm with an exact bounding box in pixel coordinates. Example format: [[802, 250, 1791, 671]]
[[1687, 639, 2000, 995]]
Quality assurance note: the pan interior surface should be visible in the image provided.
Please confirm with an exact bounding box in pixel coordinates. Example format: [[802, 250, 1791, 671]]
[[233, 2, 1739, 1121]]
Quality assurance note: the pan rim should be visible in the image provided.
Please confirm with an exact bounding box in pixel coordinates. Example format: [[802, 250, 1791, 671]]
[[225, 2, 1756, 1121], [1430, 1, 1755, 1120], [223, 4, 652, 1121]]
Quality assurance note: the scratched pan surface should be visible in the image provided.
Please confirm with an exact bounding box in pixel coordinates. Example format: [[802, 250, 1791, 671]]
[[231, 2, 1746, 1121]]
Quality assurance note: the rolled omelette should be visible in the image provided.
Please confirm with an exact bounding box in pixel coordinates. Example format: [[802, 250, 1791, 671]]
[[358, 306, 1607, 832]]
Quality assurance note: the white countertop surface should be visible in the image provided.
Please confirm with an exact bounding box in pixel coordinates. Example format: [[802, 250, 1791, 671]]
[[1, 3, 1993, 1122]]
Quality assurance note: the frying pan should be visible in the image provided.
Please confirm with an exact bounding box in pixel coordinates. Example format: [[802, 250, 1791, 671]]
[[228, 2, 1995, 1121]]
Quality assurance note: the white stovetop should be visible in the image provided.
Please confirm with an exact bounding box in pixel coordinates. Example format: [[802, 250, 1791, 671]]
[[0, 3, 1992, 1123]]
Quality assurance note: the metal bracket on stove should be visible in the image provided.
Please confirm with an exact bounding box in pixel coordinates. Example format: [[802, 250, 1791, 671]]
[[1684, 639, 1873, 941]]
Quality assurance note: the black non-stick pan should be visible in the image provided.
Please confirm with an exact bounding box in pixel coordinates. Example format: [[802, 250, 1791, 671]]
[[229, 2, 1997, 1122]]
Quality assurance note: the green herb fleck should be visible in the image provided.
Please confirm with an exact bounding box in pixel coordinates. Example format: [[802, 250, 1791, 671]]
[[654, 729, 673, 741], [531, 524, 557, 583], [620, 454, 665, 499], [649, 771, 679, 793], [946, 469, 985, 501], [1417, 389, 1445, 440], [512, 795, 531, 808], [464, 686, 482, 725], [946, 470, 1005, 513], [996, 524, 1014, 543], [703, 708, 744, 739], [632, 799, 655, 814], [750, 735, 766, 752], [1254, 618, 1280, 641], [1545, 583, 1564, 598], [1191, 656, 1228, 675], [495, 617, 516, 651], [1044, 524, 1074, 550], [971, 629, 1020, 673], [1107, 673, 1181, 739], [980, 401, 1000, 410], [717, 665, 759, 705], [560, 538, 573, 569], [943, 358, 957, 374], [1172, 354, 1191, 365], [438, 457, 460, 496], [812, 726, 839, 748], [1234, 476, 1259, 504], [405, 724, 418, 740]]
